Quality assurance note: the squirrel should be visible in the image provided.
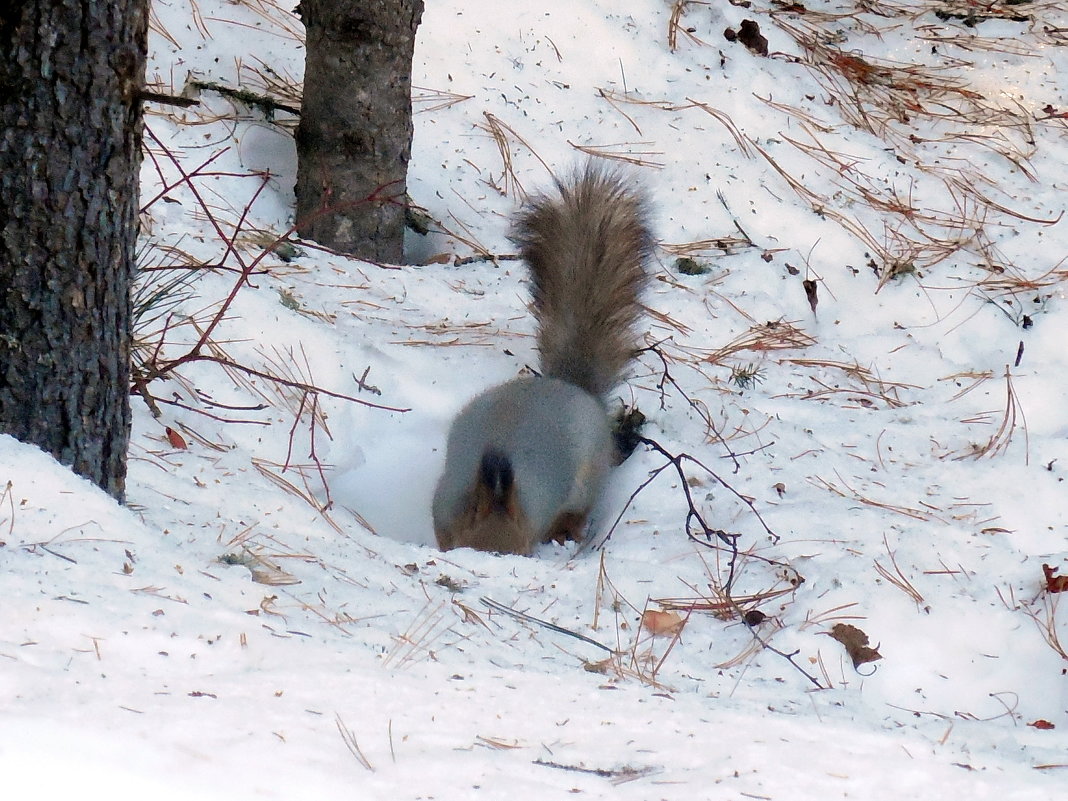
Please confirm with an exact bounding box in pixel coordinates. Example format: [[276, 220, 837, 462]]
[[432, 164, 653, 555]]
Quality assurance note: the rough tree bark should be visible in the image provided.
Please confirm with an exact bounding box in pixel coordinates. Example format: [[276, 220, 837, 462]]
[[295, 0, 424, 263], [0, 2, 147, 500]]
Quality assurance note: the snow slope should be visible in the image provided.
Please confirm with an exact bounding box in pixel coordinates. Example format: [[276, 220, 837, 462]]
[[3, 1, 1068, 798]]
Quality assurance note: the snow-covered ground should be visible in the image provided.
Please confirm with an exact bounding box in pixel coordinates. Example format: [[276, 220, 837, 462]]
[[3, 1, 1068, 797]]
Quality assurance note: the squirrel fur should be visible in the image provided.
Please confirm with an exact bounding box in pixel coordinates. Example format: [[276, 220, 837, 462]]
[[432, 164, 652, 555]]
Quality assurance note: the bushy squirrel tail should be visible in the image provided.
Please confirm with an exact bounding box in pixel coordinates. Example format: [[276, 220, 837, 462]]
[[512, 164, 653, 398]]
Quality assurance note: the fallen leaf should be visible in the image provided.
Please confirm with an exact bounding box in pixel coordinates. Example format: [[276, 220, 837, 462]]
[[743, 609, 767, 627], [1029, 719, 1056, 730], [642, 610, 686, 636], [1042, 564, 1068, 593], [829, 623, 882, 669], [803, 279, 818, 314], [165, 426, 188, 449], [737, 19, 769, 56]]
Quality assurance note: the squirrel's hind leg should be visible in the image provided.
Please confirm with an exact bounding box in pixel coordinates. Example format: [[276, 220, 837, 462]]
[[544, 509, 590, 546]]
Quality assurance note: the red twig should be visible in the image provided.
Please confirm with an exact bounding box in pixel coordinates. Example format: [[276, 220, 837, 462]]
[[307, 392, 333, 509], [283, 391, 309, 472], [171, 354, 408, 412], [138, 125, 410, 414], [140, 147, 229, 212]]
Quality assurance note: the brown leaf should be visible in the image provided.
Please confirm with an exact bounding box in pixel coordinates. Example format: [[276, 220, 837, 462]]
[[1029, 719, 1056, 730], [165, 426, 188, 450], [803, 279, 818, 314], [829, 623, 882, 669], [583, 658, 612, 674], [737, 19, 769, 56], [743, 609, 767, 627], [1042, 564, 1068, 593], [642, 610, 686, 637]]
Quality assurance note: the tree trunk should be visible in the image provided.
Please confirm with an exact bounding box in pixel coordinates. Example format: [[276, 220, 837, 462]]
[[295, 0, 423, 263], [0, 1, 147, 501]]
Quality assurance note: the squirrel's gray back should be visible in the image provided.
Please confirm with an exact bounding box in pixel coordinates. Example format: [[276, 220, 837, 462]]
[[431, 376, 612, 540]]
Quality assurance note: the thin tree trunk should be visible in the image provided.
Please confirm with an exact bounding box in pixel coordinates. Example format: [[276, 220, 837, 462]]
[[0, 1, 147, 500], [295, 0, 423, 263]]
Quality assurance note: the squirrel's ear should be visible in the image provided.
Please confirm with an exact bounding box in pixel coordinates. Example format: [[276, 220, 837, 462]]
[[474, 450, 519, 518]]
